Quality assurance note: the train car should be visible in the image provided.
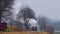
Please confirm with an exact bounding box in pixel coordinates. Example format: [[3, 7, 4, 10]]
[[0, 23, 7, 31]]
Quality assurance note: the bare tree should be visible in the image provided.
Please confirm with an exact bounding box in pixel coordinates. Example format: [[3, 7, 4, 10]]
[[21, 7, 35, 20], [0, 0, 14, 23], [20, 6, 35, 31], [46, 26, 55, 34], [0, 0, 15, 31], [38, 16, 47, 31]]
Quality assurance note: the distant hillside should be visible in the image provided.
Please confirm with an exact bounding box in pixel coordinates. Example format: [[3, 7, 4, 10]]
[[53, 21, 60, 31], [48, 19, 60, 31]]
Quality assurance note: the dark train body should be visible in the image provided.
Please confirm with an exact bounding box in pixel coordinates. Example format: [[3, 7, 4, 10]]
[[0, 23, 7, 31]]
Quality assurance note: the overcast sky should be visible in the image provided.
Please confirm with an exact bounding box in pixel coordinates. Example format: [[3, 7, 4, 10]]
[[15, 0, 60, 20]]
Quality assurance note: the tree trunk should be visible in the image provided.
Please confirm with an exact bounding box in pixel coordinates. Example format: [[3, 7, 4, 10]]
[[0, 0, 3, 23], [0, 8, 2, 23]]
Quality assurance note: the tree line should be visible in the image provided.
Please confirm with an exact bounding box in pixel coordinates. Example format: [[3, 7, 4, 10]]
[[0, 0, 55, 34]]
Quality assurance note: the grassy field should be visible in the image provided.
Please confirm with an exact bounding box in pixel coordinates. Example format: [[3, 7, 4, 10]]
[[0, 32, 49, 34]]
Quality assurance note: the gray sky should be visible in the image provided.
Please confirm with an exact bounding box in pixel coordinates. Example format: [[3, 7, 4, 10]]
[[16, 0, 60, 20]]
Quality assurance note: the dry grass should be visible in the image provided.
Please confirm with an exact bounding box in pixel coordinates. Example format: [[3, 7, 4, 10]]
[[1, 32, 49, 34], [7, 26, 25, 31], [4, 26, 50, 34], [32, 32, 50, 34], [2, 32, 29, 34]]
